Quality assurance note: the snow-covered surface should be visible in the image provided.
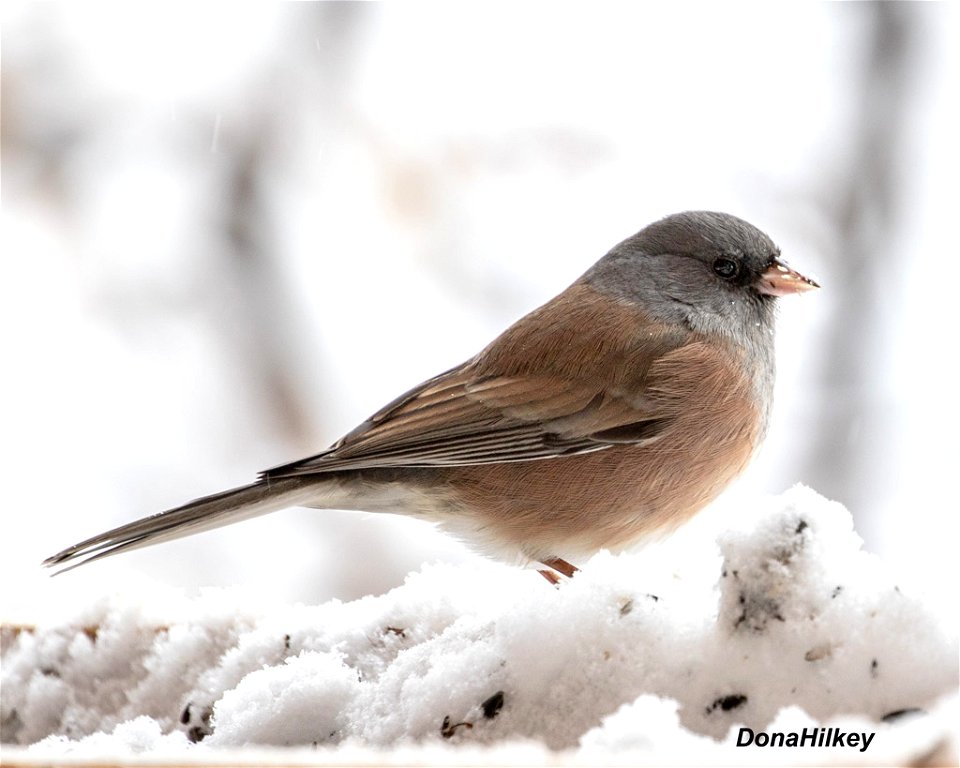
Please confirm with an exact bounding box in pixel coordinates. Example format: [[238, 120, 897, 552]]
[[2, 486, 956, 766]]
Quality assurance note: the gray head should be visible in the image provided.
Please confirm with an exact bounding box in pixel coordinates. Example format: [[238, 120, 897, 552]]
[[583, 211, 816, 343]]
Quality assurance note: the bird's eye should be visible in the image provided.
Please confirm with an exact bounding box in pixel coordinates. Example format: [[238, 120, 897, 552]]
[[712, 257, 740, 279]]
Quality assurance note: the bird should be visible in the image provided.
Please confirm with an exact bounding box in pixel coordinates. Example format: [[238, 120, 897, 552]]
[[44, 211, 818, 583]]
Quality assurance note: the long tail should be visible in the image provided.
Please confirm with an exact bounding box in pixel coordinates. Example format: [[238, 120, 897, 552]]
[[43, 477, 324, 574]]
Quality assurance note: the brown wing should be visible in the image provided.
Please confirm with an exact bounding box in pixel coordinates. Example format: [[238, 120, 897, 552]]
[[264, 284, 689, 477]]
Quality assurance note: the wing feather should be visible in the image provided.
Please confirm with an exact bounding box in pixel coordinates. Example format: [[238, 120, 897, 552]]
[[264, 367, 662, 476], [264, 287, 692, 478]]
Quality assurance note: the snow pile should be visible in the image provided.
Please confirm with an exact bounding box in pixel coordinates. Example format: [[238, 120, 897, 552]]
[[2, 486, 957, 765]]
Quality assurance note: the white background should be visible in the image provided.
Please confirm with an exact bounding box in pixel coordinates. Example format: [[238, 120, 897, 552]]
[[2, 2, 957, 615]]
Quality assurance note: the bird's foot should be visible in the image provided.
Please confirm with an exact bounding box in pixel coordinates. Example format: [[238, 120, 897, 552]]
[[537, 557, 580, 586]]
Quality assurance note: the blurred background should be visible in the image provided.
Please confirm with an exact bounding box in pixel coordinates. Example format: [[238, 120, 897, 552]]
[[2, 2, 957, 615]]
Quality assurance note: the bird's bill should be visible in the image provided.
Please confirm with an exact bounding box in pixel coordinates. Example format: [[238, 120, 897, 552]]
[[756, 258, 819, 296]]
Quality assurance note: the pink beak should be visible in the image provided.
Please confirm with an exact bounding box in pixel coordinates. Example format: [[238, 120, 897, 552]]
[[756, 257, 819, 297]]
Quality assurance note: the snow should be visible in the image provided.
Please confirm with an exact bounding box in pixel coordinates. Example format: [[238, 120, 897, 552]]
[[2, 486, 956, 766]]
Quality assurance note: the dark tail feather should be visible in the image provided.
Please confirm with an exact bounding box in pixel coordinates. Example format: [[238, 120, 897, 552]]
[[43, 477, 325, 574]]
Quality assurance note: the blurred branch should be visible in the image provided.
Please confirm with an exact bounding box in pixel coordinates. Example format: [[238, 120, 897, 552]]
[[800, 4, 922, 534], [205, 3, 372, 451]]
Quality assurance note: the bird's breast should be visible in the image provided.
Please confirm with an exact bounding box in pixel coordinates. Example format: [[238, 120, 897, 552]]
[[440, 346, 764, 562]]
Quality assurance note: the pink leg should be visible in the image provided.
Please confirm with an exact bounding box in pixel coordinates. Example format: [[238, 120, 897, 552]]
[[538, 569, 561, 586], [541, 557, 579, 579]]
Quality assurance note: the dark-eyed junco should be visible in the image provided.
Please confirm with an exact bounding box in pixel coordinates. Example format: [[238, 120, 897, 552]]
[[45, 211, 817, 582]]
